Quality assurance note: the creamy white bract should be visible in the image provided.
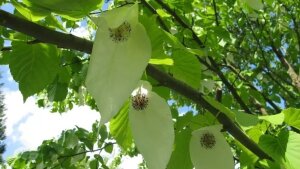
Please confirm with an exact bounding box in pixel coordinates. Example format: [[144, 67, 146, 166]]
[[86, 4, 151, 125], [190, 124, 234, 169], [129, 81, 175, 169]]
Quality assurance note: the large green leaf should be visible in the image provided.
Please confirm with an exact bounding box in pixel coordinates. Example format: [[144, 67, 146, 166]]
[[86, 4, 151, 125], [285, 131, 300, 169], [47, 67, 70, 102], [139, 15, 172, 62], [235, 110, 259, 130], [129, 81, 174, 169], [172, 50, 201, 89], [189, 125, 234, 169], [259, 113, 284, 125], [283, 108, 300, 130], [9, 42, 60, 100], [167, 128, 193, 169], [23, 0, 102, 20], [109, 100, 133, 150], [259, 130, 300, 169], [12, 0, 49, 21]]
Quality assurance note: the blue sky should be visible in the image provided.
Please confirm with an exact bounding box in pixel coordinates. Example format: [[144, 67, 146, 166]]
[[0, 65, 100, 159]]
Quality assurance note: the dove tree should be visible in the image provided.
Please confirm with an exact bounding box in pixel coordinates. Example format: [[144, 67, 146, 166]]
[[0, 0, 300, 169]]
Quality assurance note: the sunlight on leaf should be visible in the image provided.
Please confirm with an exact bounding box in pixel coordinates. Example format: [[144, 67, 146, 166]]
[[110, 100, 133, 150], [149, 58, 174, 65], [283, 108, 300, 130], [258, 113, 284, 125]]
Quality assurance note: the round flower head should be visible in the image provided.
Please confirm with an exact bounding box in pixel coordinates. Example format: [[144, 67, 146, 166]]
[[190, 125, 234, 169], [109, 21, 132, 43], [86, 4, 151, 125], [200, 131, 216, 149], [129, 81, 174, 169]]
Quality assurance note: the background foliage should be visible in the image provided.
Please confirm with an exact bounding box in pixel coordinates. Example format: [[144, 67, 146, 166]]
[[0, 0, 300, 168]]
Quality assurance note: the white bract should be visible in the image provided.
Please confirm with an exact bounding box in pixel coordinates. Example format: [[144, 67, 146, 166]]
[[129, 81, 174, 169], [86, 4, 151, 125], [190, 125, 234, 169]]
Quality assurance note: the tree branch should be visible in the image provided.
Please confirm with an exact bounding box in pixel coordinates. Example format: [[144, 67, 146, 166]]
[[0, 9, 272, 160], [0, 10, 93, 53], [154, 0, 205, 47], [223, 62, 281, 113], [154, 0, 254, 115], [197, 56, 253, 114], [57, 142, 115, 160], [271, 43, 300, 91], [212, 0, 219, 26]]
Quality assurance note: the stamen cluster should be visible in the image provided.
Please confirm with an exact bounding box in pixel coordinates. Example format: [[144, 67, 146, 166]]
[[200, 131, 216, 149], [109, 21, 131, 43]]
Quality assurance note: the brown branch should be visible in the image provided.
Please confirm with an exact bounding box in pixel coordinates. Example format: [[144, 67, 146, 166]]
[[271, 44, 300, 91], [212, 0, 219, 26], [281, 3, 300, 50], [58, 142, 115, 160], [263, 69, 297, 99], [223, 62, 281, 113], [154, 0, 205, 48], [198, 56, 253, 114], [0, 10, 93, 53], [0, 9, 272, 160], [154, 0, 254, 115]]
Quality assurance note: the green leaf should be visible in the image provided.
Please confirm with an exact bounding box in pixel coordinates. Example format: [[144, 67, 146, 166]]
[[129, 81, 174, 169], [23, 0, 103, 20], [259, 130, 300, 169], [283, 108, 300, 130], [167, 128, 193, 169], [139, 15, 171, 61], [210, 26, 231, 42], [9, 42, 60, 100], [203, 96, 235, 120], [89, 159, 99, 169], [175, 111, 193, 131], [172, 50, 201, 89], [149, 58, 174, 65], [86, 4, 151, 125], [259, 113, 284, 125], [75, 126, 95, 150], [47, 67, 70, 102], [47, 80, 68, 102], [189, 112, 217, 130], [0, 51, 10, 65], [104, 143, 113, 153], [244, 0, 263, 10], [190, 125, 234, 169], [258, 131, 287, 163], [235, 110, 259, 130], [45, 15, 66, 31], [62, 130, 79, 149], [12, 0, 49, 21], [285, 131, 300, 169], [246, 122, 268, 143], [99, 125, 108, 142], [109, 100, 133, 150]]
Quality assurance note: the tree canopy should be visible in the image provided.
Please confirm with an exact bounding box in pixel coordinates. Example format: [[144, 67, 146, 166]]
[[0, 0, 300, 168]]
